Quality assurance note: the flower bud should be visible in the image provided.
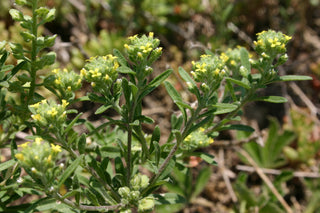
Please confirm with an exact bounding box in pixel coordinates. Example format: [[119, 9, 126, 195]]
[[138, 197, 155, 212], [118, 187, 130, 198]]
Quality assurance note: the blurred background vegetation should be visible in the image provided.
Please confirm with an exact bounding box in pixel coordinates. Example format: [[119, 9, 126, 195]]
[[1, 0, 320, 212]]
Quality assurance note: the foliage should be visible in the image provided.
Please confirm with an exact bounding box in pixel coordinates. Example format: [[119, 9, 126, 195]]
[[0, 0, 312, 212], [239, 117, 296, 168]]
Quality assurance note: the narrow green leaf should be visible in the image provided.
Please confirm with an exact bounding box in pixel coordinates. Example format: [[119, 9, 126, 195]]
[[57, 157, 81, 188], [122, 78, 131, 104], [219, 124, 255, 132], [24, 197, 70, 213], [117, 66, 136, 75], [63, 113, 83, 134], [278, 75, 312, 81], [192, 167, 211, 199], [158, 158, 175, 180], [153, 193, 186, 205], [139, 69, 173, 101], [113, 49, 127, 66], [253, 96, 287, 103], [77, 134, 86, 154], [196, 153, 217, 165], [212, 103, 238, 115], [225, 77, 251, 89], [5, 61, 26, 81], [95, 104, 111, 115], [178, 67, 196, 86], [151, 126, 161, 144], [0, 159, 16, 172], [85, 188, 100, 206], [164, 81, 182, 103], [164, 81, 187, 121], [240, 47, 251, 72]]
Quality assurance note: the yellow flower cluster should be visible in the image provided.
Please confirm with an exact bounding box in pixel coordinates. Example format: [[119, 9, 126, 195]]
[[29, 99, 69, 127], [191, 54, 228, 92], [48, 68, 82, 100], [181, 127, 214, 150], [123, 32, 162, 67], [15, 137, 62, 181], [254, 30, 292, 58], [81, 54, 119, 90]]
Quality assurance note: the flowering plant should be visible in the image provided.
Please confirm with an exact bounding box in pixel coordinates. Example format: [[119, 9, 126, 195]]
[[0, 1, 311, 212]]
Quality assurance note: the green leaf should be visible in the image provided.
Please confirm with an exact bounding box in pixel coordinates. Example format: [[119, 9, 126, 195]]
[[192, 167, 211, 199], [77, 134, 86, 154], [24, 197, 71, 213], [219, 124, 255, 132], [240, 48, 251, 73], [117, 66, 135, 75], [121, 78, 131, 103], [178, 67, 196, 86], [164, 81, 187, 121], [253, 96, 287, 103], [113, 49, 127, 66], [57, 157, 81, 188], [212, 103, 238, 115], [139, 69, 173, 101], [151, 126, 161, 144], [278, 75, 312, 81], [164, 81, 182, 103], [5, 61, 27, 81], [158, 158, 175, 180], [225, 77, 251, 89], [153, 193, 186, 205], [63, 113, 83, 134], [193, 152, 217, 165], [0, 159, 16, 172], [95, 104, 111, 115]]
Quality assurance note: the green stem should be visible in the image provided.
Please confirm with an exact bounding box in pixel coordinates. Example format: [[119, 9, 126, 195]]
[[56, 131, 121, 202], [55, 193, 123, 211], [143, 102, 204, 195], [28, 0, 39, 104], [126, 125, 132, 186]]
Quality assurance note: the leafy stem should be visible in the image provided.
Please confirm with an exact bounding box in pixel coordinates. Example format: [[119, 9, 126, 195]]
[[28, 0, 39, 104]]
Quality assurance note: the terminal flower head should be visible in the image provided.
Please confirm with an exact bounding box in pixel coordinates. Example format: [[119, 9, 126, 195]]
[[123, 32, 162, 66], [82, 55, 119, 93], [15, 137, 63, 184]]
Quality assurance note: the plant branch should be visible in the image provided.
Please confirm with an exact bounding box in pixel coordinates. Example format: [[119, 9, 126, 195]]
[[55, 193, 123, 211]]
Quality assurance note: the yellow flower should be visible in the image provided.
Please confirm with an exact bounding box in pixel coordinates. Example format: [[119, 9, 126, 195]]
[[209, 138, 214, 144], [18, 142, 30, 148], [46, 155, 52, 163], [15, 153, 24, 161], [80, 68, 87, 77], [31, 114, 42, 121], [35, 137, 43, 145], [90, 68, 102, 78], [149, 32, 154, 38], [51, 144, 62, 153], [30, 102, 40, 109], [214, 68, 220, 75], [113, 62, 119, 69], [54, 78, 61, 85], [52, 68, 59, 74], [220, 53, 229, 63], [107, 54, 117, 61], [128, 34, 138, 41], [124, 44, 130, 49], [47, 108, 58, 117], [62, 100, 69, 108], [140, 43, 153, 53], [105, 74, 110, 81], [195, 63, 206, 73]]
